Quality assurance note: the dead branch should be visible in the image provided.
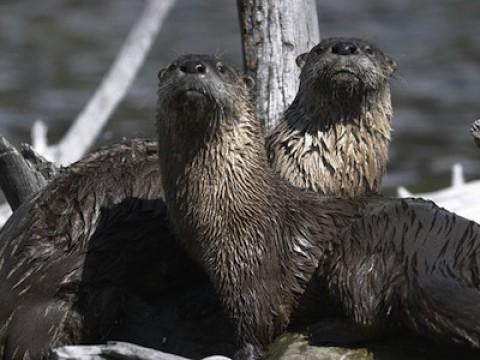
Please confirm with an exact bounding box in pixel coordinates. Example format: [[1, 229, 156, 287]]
[[34, 0, 176, 166]]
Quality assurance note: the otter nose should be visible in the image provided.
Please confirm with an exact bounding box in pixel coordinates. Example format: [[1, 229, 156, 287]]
[[331, 41, 359, 56], [179, 60, 207, 75]]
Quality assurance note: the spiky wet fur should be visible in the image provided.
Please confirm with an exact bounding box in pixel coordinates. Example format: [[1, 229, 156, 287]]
[[157, 54, 480, 359], [156, 55, 354, 357], [267, 38, 395, 197]]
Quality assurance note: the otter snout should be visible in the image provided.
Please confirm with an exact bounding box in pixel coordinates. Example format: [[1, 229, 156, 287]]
[[331, 41, 360, 56], [178, 57, 208, 76], [157, 54, 253, 132], [294, 37, 397, 99]]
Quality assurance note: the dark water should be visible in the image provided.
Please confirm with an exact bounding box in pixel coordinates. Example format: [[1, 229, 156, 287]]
[[0, 0, 479, 193]]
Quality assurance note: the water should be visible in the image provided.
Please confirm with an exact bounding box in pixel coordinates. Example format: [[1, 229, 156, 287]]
[[0, 0, 479, 194]]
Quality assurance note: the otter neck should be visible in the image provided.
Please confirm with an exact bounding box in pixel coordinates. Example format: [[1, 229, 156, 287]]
[[159, 104, 337, 346], [269, 85, 392, 197], [159, 108, 279, 274], [288, 85, 391, 131]]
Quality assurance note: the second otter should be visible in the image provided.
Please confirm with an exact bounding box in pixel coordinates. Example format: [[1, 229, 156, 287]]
[[267, 37, 396, 197]]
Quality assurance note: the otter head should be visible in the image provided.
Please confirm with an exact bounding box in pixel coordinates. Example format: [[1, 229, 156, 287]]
[[295, 37, 396, 116], [156, 54, 254, 146]]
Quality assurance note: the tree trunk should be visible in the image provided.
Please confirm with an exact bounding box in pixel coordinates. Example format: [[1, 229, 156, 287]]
[[237, 0, 320, 133]]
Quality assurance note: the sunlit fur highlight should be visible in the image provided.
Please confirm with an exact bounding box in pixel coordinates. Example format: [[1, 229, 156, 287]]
[[268, 37, 396, 197]]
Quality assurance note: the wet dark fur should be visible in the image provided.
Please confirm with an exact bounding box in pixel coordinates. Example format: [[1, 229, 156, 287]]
[[267, 38, 396, 197], [0, 139, 236, 359], [157, 54, 480, 359]]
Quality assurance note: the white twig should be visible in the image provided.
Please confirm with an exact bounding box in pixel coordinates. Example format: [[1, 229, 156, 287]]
[[31, 120, 49, 155], [36, 0, 176, 166], [0, 203, 12, 228], [451, 163, 465, 188]]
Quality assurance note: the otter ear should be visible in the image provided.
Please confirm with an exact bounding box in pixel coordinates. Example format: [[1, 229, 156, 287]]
[[386, 57, 397, 75], [157, 68, 167, 80], [242, 75, 255, 90], [295, 53, 309, 69]]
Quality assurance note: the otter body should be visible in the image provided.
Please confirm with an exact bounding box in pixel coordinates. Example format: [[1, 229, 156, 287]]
[[0, 140, 165, 359], [267, 38, 396, 197], [0, 140, 234, 359], [157, 54, 480, 359]]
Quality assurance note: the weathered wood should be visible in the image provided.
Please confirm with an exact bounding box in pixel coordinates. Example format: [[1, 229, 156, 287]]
[[237, 0, 320, 132], [0, 142, 58, 227], [21, 143, 60, 181], [51, 342, 231, 360], [0, 136, 47, 211]]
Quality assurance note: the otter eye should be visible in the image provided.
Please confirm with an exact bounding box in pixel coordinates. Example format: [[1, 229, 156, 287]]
[[216, 62, 225, 73], [364, 47, 374, 55], [167, 63, 177, 72]]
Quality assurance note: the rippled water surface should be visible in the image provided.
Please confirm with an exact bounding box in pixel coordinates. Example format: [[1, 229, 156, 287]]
[[0, 0, 479, 193]]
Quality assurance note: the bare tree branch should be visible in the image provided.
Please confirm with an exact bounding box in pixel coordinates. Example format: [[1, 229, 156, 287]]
[[237, 0, 320, 132], [35, 0, 176, 166], [0, 0, 176, 226]]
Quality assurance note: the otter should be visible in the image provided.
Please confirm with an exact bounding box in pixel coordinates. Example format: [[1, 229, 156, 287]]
[[157, 54, 480, 359], [267, 37, 396, 197], [0, 139, 235, 359]]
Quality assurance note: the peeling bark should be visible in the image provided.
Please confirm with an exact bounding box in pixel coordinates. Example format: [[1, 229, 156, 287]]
[[237, 0, 320, 132]]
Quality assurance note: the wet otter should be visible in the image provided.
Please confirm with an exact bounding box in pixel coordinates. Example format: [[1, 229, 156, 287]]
[[267, 37, 396, 197], [157, 54, 480, 359], [0, 139, 235, 359]]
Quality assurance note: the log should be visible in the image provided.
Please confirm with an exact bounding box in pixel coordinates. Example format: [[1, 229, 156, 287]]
[[397, 121, 480, 223], [237, 0, 320, 132], [51, 342, 231, 360], [0, 136, 47, 211], [398, 165, 480, 223]]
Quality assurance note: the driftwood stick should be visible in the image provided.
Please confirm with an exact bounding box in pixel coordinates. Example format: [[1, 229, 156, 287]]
[[35, 0, 176, 166], [237, 0, 320, 132], [0, 141, 58, 227], [21, 143, 61, 181], [50, 342, 231, 360], [0, 136, 47, 211]]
